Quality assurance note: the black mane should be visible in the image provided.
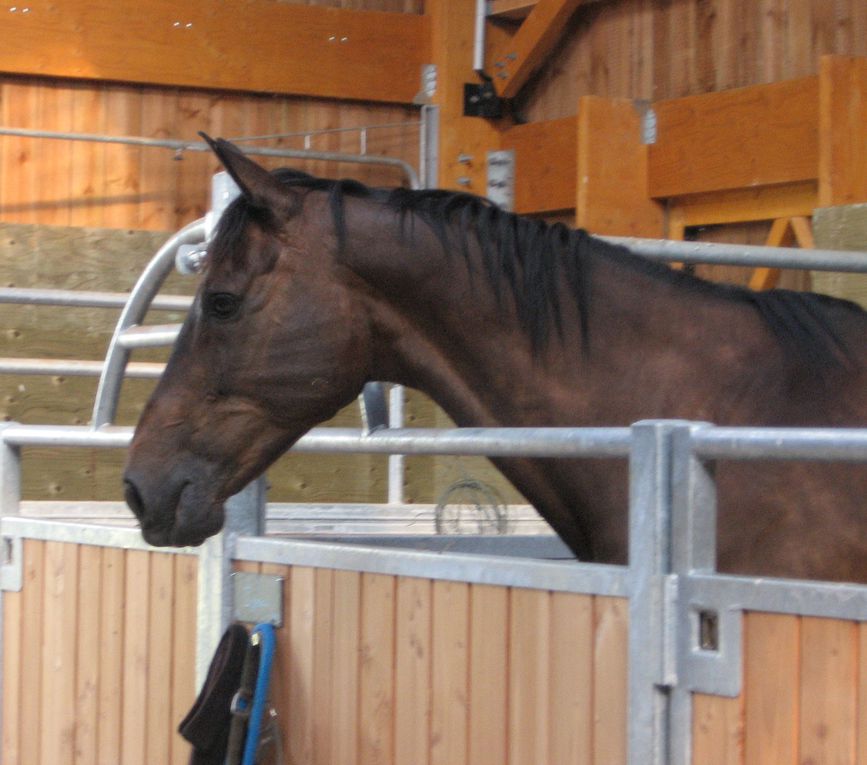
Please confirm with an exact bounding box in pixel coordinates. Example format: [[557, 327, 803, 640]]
[[212, 168, 863, 371]]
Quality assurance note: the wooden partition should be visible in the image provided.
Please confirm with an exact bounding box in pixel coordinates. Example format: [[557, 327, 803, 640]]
[[1, 540, 198, 765], [235, 559, 628, 765], [692, 611, 867, 764]]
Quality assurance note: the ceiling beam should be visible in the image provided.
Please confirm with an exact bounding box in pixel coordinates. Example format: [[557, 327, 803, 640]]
[[487, 0, 586, 99]]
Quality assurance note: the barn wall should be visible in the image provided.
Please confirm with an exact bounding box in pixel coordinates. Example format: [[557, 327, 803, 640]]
[[521, 0, 867, 119]]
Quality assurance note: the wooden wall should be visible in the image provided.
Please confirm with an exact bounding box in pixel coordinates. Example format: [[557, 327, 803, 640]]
[[520, 0, 867, 119], [693, 611, 867, 764], [235, 558, 628, 765], [0, 76, 422, 232], [1, 540, 198, 765]]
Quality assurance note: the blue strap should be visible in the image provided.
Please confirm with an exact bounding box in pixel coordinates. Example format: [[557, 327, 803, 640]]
[[240, 623, 276, 765]]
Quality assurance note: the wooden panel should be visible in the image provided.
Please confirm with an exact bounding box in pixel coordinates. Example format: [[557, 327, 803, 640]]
[[648, 76, 820, 198], [20, 539, 45, 765], [97, 546, 126, 763], [0, 1, 428, 104], [502, 117, 576, 214], [330, 570, 361, 765], [146, 553, 175, 763], [692, 694, 744, 765], [468, 585, 508, 765], [672, 181, 818, 228], [170, 554, 197, 765], [575, 96, 664, 236], [360, 573, 396, 765], [743, 613, 798, 764], [489, 0, 589, 99], [819, 55, 867, 206], [2, 567, 22, 762], [121, 550, 150, 765], [287, 566, 316, 765], [395, 576, 432, 765], [592, 596, 628, 764], [799, 616, 857, 764], [430, 580, 469, 765]]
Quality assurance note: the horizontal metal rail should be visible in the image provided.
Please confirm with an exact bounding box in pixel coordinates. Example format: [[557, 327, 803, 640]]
[[691, 426, 867, 462], [0, 286, 192, 311], [116, 324, 183, 349], [604, 235, 867, 273], [0, 358, 164, 378], [0, 423, 634, 458]]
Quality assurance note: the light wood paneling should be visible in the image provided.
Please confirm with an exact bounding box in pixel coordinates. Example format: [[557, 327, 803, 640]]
[[1, 541, 197, 765], [235, 560, 628, 765]]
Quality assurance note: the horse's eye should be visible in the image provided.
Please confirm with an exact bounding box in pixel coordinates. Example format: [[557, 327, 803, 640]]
[[204, 292, 241, 320]]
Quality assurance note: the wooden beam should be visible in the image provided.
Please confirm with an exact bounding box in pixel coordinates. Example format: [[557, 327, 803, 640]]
[[0, 0, 430, 104], [487, 0, 538, 21], [501, 117, 576, 214], [648, 76, 820, 199], [488, 0, 586, 99], [576, 97, 664, 236], [671, 182, 818, 228], [819, 55, 867, 207]]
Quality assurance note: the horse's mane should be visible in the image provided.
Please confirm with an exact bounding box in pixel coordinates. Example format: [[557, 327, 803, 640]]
[[214, 168, 863, 373]]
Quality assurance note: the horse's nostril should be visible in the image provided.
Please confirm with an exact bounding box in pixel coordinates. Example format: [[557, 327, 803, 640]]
[[123, 479, 145, 519]]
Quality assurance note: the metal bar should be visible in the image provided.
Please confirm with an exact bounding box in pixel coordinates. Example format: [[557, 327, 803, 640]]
[[91, 219, 205, 429], [0, 287, 192, 311], [0, 127, 420, 190], [473, 0, 487, 72], [690, 426, 867, 461], [0, 423, 633, 458], [604, 235, 867, 273], [234, 535, 627, 595], [0, 358, 164, 379], [228, 121, 422, 143], [116, 324, 181, 349]]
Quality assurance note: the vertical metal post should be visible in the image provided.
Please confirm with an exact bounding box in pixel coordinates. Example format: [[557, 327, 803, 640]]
[[0, 427, 21, 516], [668, 422, 716, 765], [387, 385, 405, 504], [627, 420, 686, 765], [195, 476, 267, 689]]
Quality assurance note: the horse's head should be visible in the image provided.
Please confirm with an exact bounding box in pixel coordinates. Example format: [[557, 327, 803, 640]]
[[123, 137, 373, 546]]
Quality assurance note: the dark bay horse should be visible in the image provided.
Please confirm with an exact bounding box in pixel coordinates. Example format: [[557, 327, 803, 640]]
[[123, 136, 867, 582]]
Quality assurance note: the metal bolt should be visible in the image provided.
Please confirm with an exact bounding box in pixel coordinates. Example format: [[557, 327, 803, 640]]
[[457, 153, 473, 165], [456, 177, 471, 186]]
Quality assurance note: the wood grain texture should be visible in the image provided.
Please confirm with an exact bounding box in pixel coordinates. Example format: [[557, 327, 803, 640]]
[[0, 1, 427, 104]]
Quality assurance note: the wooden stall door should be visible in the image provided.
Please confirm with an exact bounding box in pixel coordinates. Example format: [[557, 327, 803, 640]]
[[1, 540, 198, 765], [692, 611, 867, 765], [236, 559, 629, 765]]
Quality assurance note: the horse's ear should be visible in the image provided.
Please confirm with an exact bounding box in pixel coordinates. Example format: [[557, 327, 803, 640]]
[[199, 132, 292, 214]]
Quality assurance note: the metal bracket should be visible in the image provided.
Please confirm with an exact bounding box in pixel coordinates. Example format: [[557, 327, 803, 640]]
[[486, 150, 515, 211], [463, 81, 502, 118], [1, 535, 22, 592], [675, 576, 743, 697], [232, 571, 284, 626]]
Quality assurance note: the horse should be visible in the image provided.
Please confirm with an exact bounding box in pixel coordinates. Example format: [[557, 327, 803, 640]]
[[123, 135, 867, 583]]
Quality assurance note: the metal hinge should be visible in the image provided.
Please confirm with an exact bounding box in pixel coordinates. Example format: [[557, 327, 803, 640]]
[[232, 572, 284, 626]]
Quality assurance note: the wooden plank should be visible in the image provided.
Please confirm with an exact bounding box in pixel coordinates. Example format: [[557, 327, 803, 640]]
[[673, 181, 818, 227], [692, 694, 744, 765], [170, 554, 197, 765], [40, 541, 79, 765], [1, 554, 23, 762], [502, 117, 576, 214], [592, 596, 628, 765], [74, 545, 102, 765], [819, 55, 867, 206], [121, 550, 151, 765], [313, 568, 335, 765], [468, 585, 508, 765], [488, 0, 537, 20], [20, 539, 45, 765], [430, 580, 469, 765], [549, 592, 593, 763], [287, 566, 316, 765], [0, 0, 429, 104], [799, 616, 857, 765], [395, 576, 432, 765], [97, 546, 125, 763], [488, 0, 588, 99], [576, 96, 664, 236], [508, 588, 550, 765], [858, 622, 867, 765], [146, 553, 175, 764], [648, 75, 820, 198], [331, 570, 361, 765], [359, 572, 396, 765], [743, 612, 798, 764]]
